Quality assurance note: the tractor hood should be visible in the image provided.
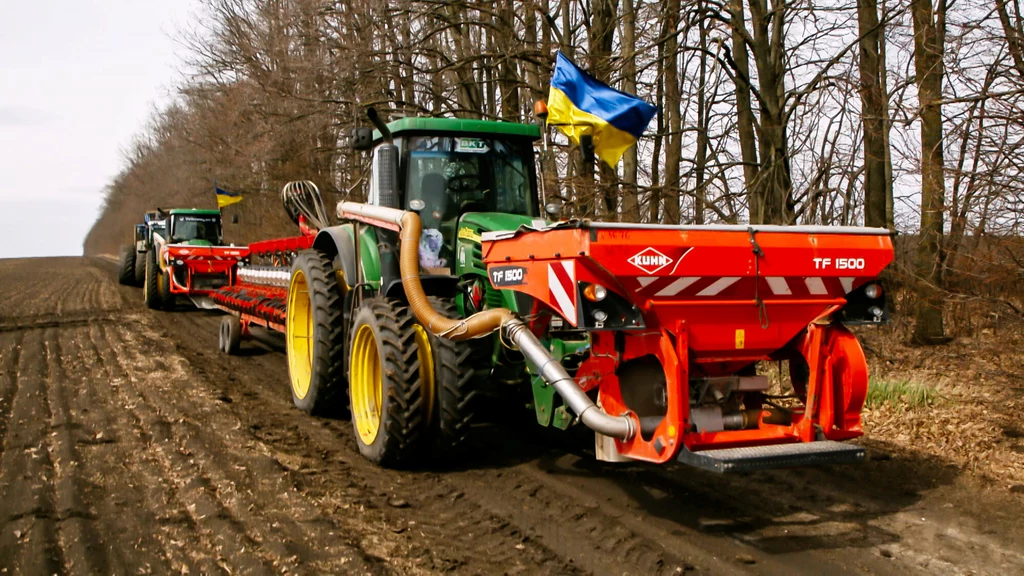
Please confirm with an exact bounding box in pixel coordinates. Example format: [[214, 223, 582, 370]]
[[458, 212, 541, 236]]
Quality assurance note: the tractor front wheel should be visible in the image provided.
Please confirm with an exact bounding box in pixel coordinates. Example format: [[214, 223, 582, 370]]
[[160, 268, 174, 310], [118, 246, 136, 286], [143, 250, 163, 309], [285, 250, 347, 416], [348, 298, 426, 468]]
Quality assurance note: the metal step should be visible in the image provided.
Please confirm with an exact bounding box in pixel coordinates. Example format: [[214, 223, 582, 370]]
[[677, 441, 865, 473]]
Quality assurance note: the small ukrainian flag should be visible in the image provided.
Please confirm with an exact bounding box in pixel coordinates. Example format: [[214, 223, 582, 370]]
[[547, 52, 657, 167], [215, 185, 243, 208]]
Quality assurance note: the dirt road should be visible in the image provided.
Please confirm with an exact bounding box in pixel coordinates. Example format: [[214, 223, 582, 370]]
[[1, 257, 1022, 575]]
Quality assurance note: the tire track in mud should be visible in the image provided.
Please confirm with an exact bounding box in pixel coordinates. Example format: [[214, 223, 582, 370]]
[[95, 317, 392, 574], [0, 331, 24, 462], [88, 320, 278, 574], [42, 327, 110, 575], [171, 317, 719, 575], [132, 312, 578, 575], [77, 321, 221, 574], [0, 329, 66, 575]]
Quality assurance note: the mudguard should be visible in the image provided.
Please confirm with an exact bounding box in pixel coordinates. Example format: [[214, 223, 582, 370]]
[[313, 226, 358, 288]]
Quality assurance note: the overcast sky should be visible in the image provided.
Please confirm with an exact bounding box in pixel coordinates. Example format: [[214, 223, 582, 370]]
[[0, 0, 199, 258]]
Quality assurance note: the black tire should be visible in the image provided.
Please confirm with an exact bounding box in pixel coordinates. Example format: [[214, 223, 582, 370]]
[[133, 250, 146, 286], [219, 315, 242, 355], [160, 268, 175, 311], [285, 250, 348, 416], [348, 298, 426, 468], [143, 250, 163, 309], [118, 246, 136, 286], [422, 297, 481, 460]]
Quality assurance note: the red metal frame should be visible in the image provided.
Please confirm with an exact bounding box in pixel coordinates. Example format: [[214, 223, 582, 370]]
[[210, 232, 314, 336], [483, 225, 892, 463], [162, 245, 250, 296]]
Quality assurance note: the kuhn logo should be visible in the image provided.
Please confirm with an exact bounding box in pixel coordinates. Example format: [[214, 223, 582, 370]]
[[628, 248, 673, 274]]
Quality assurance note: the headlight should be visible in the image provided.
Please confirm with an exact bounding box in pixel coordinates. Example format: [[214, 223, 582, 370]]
[[175, 259, 184, 266], [864, 283, 882, 299], [583, 283, 608, 302], [592, 309, 609, 322]]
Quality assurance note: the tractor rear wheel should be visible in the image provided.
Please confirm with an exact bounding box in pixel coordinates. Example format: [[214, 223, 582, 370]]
[[133, 250, 146, 286], [285, 250, 347, 416], [420, 297, 480, 460], [219, 315, 242, 355], [348, 298, 426, 468], [118, 246, 136, 286], [143, 250, 163, 309]]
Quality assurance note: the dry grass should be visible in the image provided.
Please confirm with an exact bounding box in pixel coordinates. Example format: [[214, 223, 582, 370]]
[[865, 377, 941, 409]]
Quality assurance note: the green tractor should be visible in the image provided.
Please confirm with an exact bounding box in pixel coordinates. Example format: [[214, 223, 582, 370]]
[[283, 113, 562, 466], [144, 208, 239, 310]]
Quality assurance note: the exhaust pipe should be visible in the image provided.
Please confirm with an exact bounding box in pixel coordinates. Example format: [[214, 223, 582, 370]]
[[338, 201, 636, 440]]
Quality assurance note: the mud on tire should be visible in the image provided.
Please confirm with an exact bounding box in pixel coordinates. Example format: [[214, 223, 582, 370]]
[[118, 245, 136, 286], [423, 297, 482, 460], [143, 250, 164, 309], [133, 249, 146, 286], [285, 250, 348, 416], [348, 298, 426, 468]]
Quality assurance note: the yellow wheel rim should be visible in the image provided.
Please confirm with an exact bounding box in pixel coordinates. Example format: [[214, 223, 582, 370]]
[[286, 269, 314, 400], [351, 324, 382, 445], [412, 325, 435, 426]]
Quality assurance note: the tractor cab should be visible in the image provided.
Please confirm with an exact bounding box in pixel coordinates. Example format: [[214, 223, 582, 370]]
[[166, 209, 223, 246], [354, 118, 542, 274]]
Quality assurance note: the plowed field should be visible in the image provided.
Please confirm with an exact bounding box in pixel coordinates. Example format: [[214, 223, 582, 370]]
[[1, 257, 1022, 575]]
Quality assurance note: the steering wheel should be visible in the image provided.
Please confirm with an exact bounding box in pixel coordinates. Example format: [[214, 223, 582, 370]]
[[447, 173, 480, 193]]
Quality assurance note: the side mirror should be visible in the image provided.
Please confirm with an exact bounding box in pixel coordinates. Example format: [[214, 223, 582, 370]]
[[375, 144, 400, 208], [351, 127, 373, 151]]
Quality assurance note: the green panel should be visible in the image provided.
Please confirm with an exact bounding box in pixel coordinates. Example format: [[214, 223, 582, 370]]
[[454, 212, 537, 278], [531, 373, 557, 427], [529, 338, 588, 428], [375, 118, 541, 142], [336, 223, 382, 288]]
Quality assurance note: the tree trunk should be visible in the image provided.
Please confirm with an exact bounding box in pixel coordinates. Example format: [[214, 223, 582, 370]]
[[857, 0, 888, 228], [620, 0, 639, 222], [880, 0, 895, 229], [728, 0, 760, 221], [662, 0, 682, 224], [910, 0, 948, 343], [694, 0, 710, 224], [748, 0, 794, 224]]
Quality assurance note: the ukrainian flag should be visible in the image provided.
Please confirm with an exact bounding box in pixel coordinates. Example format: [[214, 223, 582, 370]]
[[215, 185, 243, 208], [547, 52, 657, 167]]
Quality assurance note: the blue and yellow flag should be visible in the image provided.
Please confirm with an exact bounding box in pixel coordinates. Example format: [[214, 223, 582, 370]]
[[215, 185, 242, 208], [547, 52, 657, 167]]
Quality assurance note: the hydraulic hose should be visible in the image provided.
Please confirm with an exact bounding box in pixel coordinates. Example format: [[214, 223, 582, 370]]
[[337, 201, 636, 440]]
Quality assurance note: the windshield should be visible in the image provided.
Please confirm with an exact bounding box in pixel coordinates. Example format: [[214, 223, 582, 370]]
[[404, 136, 536, 230], [170, 215, 221, 244]]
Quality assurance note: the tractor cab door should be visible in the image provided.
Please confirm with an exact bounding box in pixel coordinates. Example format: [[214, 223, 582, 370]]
[[402, 135, 538, 273]]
